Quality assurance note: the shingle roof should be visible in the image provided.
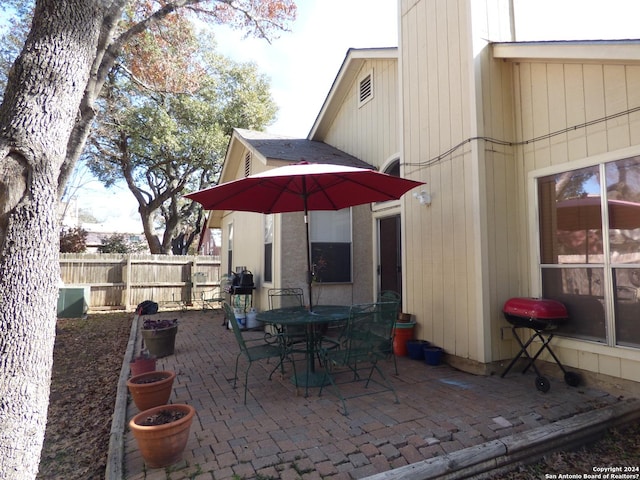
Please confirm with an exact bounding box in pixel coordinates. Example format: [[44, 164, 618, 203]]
[[235, 129, 375, 170]]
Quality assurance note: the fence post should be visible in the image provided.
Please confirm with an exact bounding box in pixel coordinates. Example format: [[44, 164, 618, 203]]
[[125, 254, 132, 311]]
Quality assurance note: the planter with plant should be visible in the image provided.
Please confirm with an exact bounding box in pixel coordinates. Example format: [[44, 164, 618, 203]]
[[141, 318, 178, 358], [127, 370, 176, 411], [129, 403, 196, 469]]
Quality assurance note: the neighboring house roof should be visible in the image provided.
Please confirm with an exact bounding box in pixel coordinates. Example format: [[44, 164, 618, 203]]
[[309, 47, 398, 140], [84, 230, 145, 252], [235, 128, 374, 169]]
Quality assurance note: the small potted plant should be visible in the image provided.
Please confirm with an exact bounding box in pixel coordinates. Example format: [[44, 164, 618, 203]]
[[141, 318, 178, 358], [127, 370, 176, 411], [129, 350, 157, 376], [129, 403, 196, 469]]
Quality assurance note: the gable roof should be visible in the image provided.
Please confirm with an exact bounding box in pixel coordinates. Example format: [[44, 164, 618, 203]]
[[207, 129, 375, 228], [235, 128, 374, 169], [309, 47, 398, 140]]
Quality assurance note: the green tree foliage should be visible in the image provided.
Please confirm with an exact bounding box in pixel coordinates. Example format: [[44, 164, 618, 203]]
[[0, 2, 296, 477], [84, 36, 277, 254], [98, 233, 138, 253], [0, 1, 32, 94], [59, 227, 88, 253]]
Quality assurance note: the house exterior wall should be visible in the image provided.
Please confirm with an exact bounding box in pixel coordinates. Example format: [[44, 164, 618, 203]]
[[399, 0, 516, 368], [218, 140, 375, 311], [219, 148, 276, 311], [323, 58, 399, 168], [512, 60, 640, 383], [400, 0, 640, 385]]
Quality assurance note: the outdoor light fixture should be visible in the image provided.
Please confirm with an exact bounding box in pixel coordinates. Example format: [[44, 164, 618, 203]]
[[413, 189, 431, 206]]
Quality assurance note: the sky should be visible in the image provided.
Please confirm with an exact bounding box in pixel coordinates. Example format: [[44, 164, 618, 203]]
[[68, 0, 401, 232], [39, 0, 640, 231], [212, 0, 399, 138]]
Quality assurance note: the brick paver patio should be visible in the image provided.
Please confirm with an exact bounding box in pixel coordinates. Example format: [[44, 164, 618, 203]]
[[122, 308, 628, 480]]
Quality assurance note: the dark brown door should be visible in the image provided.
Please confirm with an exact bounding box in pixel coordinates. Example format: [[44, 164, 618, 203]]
[[378, 215, 402, 301]]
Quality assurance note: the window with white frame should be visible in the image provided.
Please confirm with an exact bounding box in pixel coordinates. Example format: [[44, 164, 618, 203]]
[[310, 209, 352, 283], [537, 156, 640, 348], [227, 223, 234, 276], [264, 215, 273, 283]]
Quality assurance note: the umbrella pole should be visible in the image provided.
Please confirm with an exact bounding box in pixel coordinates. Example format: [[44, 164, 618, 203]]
[[302, 180, 313, 312], [305, 212, 313, 312]]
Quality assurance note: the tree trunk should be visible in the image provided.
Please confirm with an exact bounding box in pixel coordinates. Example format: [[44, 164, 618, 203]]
[[0, 2, 104, 478]]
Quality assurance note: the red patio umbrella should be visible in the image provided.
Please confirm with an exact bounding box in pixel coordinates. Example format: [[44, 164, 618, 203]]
[[186, 161, 424, 311]]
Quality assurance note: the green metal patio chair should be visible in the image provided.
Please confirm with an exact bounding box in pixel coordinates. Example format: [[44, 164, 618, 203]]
[[377, 291, 401, 374], [223, 303, 296, 404], [267, 288, 307, 346], [319, 301, 400, 415]]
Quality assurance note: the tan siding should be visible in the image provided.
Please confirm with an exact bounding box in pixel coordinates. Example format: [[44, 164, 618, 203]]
[[401, 0, 483, 358], [627, 66, 640, 143], [517, 62, 640, 166], [324, 58, 399, 168], [402, 0, 524, 364], [604, 65, 631, 150], [583, 65, 608, 155], [515, 61, 640, 380], [565, 64, 589, 161], [401, 0, 640, 379]]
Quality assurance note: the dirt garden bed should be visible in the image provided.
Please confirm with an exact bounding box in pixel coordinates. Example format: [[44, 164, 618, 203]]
[[37, 311, 132, 480]]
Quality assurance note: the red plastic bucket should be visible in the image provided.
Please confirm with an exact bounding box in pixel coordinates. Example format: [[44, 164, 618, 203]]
[[393, 323, 415, 356]]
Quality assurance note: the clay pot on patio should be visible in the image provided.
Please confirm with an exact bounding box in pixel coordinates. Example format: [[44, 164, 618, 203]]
[[129, 352, 157, 376], [127, 370, 176, 411], [129, 403, 196, 469]]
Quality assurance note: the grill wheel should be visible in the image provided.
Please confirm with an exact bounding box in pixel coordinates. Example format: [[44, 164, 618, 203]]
[[536, 376, 551, 392]]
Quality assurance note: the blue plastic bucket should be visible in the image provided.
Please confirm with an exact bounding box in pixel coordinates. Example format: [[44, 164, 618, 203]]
[[423, 346, 443, 366], [406, 340, 430, 360]]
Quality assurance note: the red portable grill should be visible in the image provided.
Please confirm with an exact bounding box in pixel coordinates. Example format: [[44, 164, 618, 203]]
[[500, 297, 581, 392]]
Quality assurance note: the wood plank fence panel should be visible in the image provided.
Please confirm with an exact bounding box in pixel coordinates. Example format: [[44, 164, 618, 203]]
[[59, 254, 221, 310]]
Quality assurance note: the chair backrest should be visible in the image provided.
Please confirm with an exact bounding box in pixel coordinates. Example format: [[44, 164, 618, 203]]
[[223, 303, 248, 355], [343, 302, 397, 361], [268, 288, 304, 310], [378, 290, 401, 313]]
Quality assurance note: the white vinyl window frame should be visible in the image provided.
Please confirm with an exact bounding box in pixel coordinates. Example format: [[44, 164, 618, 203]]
[[529, 147, 640, 349], [263, 214, 273, 284]]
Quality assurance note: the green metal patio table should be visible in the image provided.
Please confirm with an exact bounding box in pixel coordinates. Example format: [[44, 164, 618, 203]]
[[256, 305, 350, 393]]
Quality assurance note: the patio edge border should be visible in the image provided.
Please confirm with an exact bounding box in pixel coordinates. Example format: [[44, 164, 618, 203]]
[[105, 313, 140, 480], [362, 397, 640, 480]]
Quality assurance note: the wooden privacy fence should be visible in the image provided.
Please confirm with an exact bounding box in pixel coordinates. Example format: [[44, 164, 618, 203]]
[[59, 253, 222, 311]]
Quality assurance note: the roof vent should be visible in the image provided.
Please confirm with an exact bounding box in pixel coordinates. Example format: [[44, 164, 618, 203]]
[[244, 151, 252, 177], [358, 70, 373, 107]]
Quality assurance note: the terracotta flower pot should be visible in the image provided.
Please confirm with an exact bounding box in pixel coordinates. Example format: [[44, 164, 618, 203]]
[[129, 404, 196, 469], [126, 371, 176, 411], [129, 355, 157, 376]]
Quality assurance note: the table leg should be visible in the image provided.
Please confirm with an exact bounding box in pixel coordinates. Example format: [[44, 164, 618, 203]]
[[290, 324, 329, 393]]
